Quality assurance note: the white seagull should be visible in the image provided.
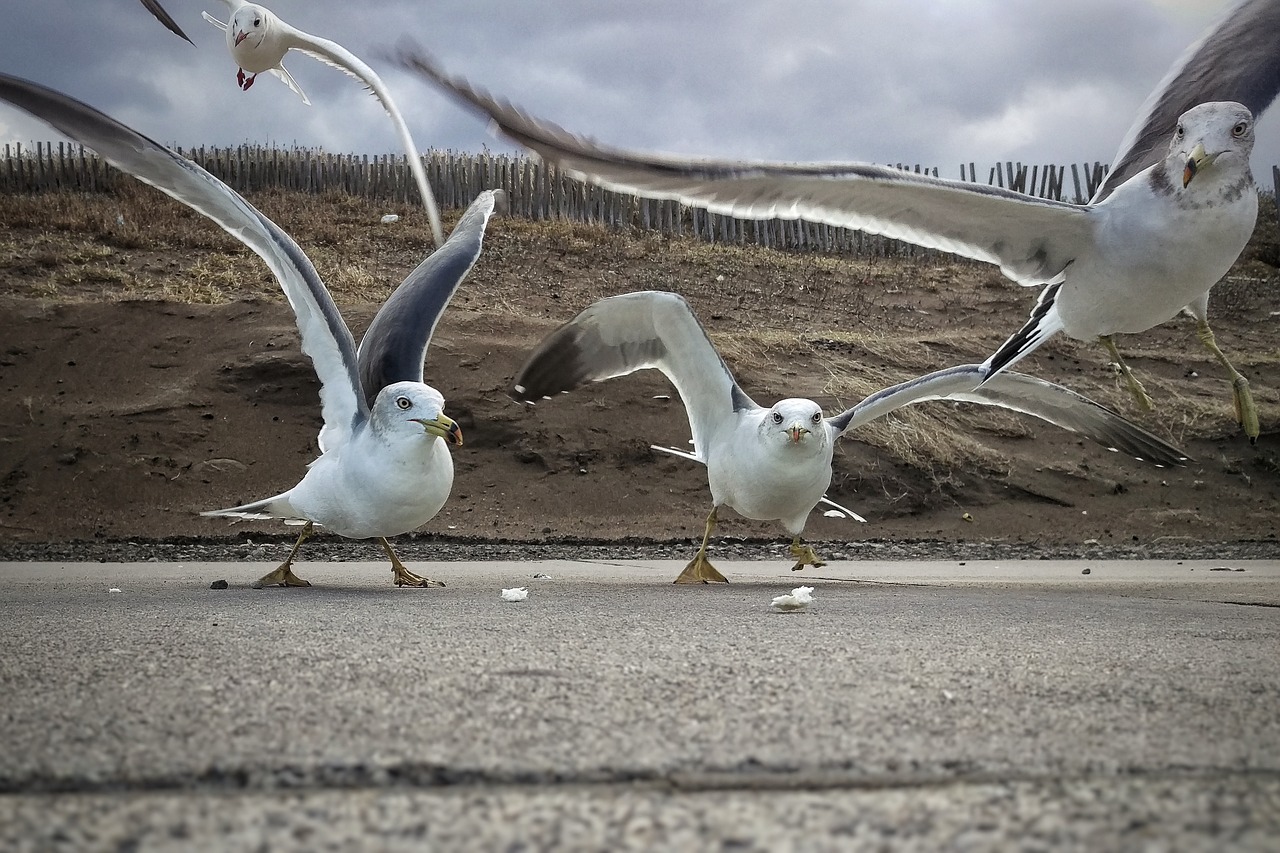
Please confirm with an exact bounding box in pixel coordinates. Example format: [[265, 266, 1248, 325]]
[[204, 0, 445, 247], [0, 74, 505, 589], [510, 291, 1189, 584], [398, 0, 1280, 442]]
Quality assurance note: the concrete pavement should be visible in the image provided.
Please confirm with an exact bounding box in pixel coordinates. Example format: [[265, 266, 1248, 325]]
[[1, 558, 1278, 850]]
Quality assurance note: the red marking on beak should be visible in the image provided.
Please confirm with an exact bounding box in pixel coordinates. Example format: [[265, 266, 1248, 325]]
[[789, 425, 806, 443], [234, 30, 248, 46]]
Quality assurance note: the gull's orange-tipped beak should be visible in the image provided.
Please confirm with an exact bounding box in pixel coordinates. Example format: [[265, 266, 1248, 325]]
[[234, 30, 249, 46], [414, 415, 463, 447], [788, 424, 809, 443], [1183, 143, 1213, 188]]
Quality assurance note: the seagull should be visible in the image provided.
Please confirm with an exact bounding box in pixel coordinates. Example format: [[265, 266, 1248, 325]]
[[510, 291, 1189, 584], [139, 0, 194, 45], [0, 74, 505, 589], [204, 1, 445, 248], [397, 0, 1280, 442]]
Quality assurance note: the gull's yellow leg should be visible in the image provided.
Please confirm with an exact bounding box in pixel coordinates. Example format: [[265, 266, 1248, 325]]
[[1100, 335, 1154, 412], [674, 507, 729, 584], [251, 521, 313, 588], [381, 538, 446, 588], [788, 537, 826, 572], [1195, 318, 1260, 443]]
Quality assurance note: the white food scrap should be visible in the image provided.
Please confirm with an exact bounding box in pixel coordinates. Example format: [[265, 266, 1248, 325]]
[[770, 586, 814, 612]]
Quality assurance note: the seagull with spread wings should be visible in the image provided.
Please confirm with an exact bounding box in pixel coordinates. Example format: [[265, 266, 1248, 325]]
[[399, 0, 1280, 442], [0, 74, 504, 589], [202, 0, 445, 247], [511, 291, 1189, 584]]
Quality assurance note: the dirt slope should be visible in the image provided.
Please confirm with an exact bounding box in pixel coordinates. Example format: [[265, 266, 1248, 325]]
[[1, 190, 1277, 557]]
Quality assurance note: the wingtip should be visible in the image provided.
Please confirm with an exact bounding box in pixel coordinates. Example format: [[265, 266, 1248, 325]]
[[507, 382, 538, 405]]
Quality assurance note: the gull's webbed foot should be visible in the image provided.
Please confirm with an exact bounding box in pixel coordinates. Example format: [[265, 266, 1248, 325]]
[[1232, 376, 1260, 444], [788, 539, 826, 572], [674, 506, 728, 583], [251, 564, 311, 589], [1123, 373, 1156, 412], [251, 523, 313, 588], [1193, 318, 1259, 443], [674, 553, 729, 584], [393, 564, 447, 588], [1100, 335, 1154, 412], [380, 538, 446, 588]]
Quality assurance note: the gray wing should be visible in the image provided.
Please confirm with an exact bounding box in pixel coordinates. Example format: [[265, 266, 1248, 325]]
[[139, 0, 195, 45], [0, 75, 368, 451], [510, 291, 758, 461], [397, 47, 1092, 288], [356, 190, 504, 408], [1095, 0, 1280, 201], [277, 25, 445, 246], [827, 365, 1190, 468]]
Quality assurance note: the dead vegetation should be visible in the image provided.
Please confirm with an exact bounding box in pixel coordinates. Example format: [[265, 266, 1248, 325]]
[[1, 185, 1277, 514]]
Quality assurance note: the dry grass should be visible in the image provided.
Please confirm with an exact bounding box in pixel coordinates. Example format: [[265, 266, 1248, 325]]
[[2, 185, 1276, 467]]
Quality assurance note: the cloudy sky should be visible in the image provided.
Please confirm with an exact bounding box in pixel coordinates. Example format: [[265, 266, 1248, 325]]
[[1, 0, 1278, 185]]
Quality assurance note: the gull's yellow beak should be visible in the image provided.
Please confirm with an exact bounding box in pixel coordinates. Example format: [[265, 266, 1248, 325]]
[[788, 423, 810, 444], [414, 414, 463, 447], [1183, 143, 1217, 188]]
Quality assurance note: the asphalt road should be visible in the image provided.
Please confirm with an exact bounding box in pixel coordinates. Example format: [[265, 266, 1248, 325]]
[[2, 558, 1278, 851]]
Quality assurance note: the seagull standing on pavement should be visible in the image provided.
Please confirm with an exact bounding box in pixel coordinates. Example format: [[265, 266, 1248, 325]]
[[511, 291, 1189, 583], [0, 73, 505, 589]]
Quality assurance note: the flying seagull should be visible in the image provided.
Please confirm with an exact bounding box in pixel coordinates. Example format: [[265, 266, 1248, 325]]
[[510, 291, 1189, 583], [139, 0, 195, 45], [204, 1, 445, 248], [397, 0, 1280, 442], [0, 73, 504, 589]]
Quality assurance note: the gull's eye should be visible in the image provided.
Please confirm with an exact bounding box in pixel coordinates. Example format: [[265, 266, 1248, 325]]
[[1175, 124, 1184, 140], [1233, 121, 1249, 137], [811, 412, 822, 424], [395, 396, 412, 410], [771, 412, 783, 424], [253, 16, 262, 27]]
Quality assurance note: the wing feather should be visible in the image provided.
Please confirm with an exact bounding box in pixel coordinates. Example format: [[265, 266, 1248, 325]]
[[1096, 0, 1280, 201], [357, 190, 503, 406], [510, 291, 757, 460], [828, 365, 1189, 467], [0, 75, 368, 451], [138, 0, 194, 44], [397, 48, 1093, 287], [282, 28, 444, 246]]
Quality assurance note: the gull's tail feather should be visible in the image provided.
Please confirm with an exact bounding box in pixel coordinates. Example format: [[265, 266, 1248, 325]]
[[650, 443, 704, 464], [201, 491, 301, 522], [817, 496, 868, 523], [981, 281, 1065, 380], [201, 11, 228, 32]]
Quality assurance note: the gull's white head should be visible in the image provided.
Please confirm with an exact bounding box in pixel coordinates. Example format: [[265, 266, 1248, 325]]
[[228, 3, 273, 52], [370, 381, 463, 447], [760, 398, 827, 453], [1169, 101, 1254, 189]]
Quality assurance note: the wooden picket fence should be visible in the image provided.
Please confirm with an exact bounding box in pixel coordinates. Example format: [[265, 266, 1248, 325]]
[[2, 142, 1276, 257]]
